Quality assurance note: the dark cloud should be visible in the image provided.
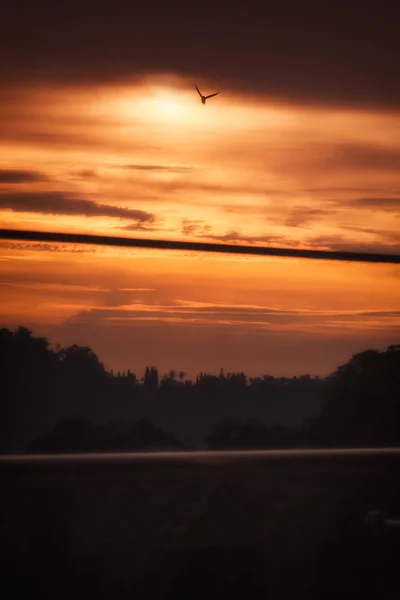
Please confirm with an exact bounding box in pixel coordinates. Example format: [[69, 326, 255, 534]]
[[100, 175, 274, 203], [0, 241, 97, 254], [348, 197, 400, 212], [278, 144, 400, 179], [203, 230, 287, 245], [185, 225, 400, 254], [218, 201, 286, 217], [303, 186, 400, 195], [121, 223, 167, 232], [62, 303, 400, 330], [72, 169, 98, 179], [284, 206, 336, 228], [203, 230, 397, 255], [305, 234, 400, 255], [328, 144, 400, 172], [120, 164, 194, 173], [0, 191, 155, 222], [0, 169, 46, 183], [344, 225, 400, 243], [181, 220, 212, 236], [360, 310, 400, 318], [0, 281, 108, 292], [144, 178, 274, 197], [1, 2, 399, 109], [119, 226, 161, 233], [1, 131, 100, 149], [0, 126, 159, 152]]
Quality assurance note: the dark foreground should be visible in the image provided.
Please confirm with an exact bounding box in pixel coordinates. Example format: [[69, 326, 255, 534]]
[[1, 449, 400, 599]]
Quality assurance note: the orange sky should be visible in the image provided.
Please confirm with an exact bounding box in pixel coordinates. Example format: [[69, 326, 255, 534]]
[[0, 75, 399, 377]]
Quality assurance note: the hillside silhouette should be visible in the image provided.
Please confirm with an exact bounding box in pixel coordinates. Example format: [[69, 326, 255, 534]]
[[1, 326, 399, 452], [26, 418, 184, 453]]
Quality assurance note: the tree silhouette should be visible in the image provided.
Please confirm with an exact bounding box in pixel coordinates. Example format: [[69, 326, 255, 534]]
[[27, 417, 185, 453], [1, 326, 399, 453], [58, 344, 105, 382], [311, 346, 400, 446]]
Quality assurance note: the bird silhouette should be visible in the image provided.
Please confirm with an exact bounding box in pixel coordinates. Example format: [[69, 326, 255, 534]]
[[195, 85, 220, 105]]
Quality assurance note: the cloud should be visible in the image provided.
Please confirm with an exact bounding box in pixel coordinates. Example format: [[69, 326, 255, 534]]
[[360, 310, 400, 318], [347, 197, 400, 213], [284, 206, 336, 228], [1, 4, 399, 109], [305, 234, 400, 255], [63, 300, 400, 333], [202, 229, 287, 245], [0, 241, 98, 254], [118, 288, 155, 292], [72, 169, 98, 179], [158, 179, 273, 197], [328, 144, 400, 172], [181, 220, 212, 236], [272, 143, 400, 184], [343, 226, 400, 244], [121, 222, 167, 232], [0, 124, 160, 152], [120, 164, 194, 173], [0, 191, 155, 222], [303, 186, 400, 195], [0, 282, 109, 292], [0, 169, 46, 183], [177, 224, 295, 246], [110, 172, 272, 199]]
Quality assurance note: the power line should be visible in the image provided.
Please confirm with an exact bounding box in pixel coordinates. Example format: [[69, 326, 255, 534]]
[[0, 228, 399, 264]]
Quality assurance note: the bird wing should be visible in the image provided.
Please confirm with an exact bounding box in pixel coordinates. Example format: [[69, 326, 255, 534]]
[[195, 85, 203, 98], [205, 92, 220, 99]]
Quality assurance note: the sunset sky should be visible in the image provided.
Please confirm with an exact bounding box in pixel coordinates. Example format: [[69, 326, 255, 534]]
[[1, 2, 399, 378]]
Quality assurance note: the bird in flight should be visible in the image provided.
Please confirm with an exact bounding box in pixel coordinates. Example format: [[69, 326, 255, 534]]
[[195, 85, 220, 105]]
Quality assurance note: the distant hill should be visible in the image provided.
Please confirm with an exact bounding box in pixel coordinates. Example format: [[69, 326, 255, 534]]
[[26, 418, 185, 453]]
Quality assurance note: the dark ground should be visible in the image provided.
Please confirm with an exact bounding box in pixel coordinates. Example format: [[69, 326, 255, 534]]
[[1, 450, 399, 599]]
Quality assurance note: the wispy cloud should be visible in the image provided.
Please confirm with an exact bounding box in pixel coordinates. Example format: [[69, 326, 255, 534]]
[[64, 300, 400, 333], [120, 164, 194, 173], [0, 282, 109, 292], [0, 191, 155, 222], [0, 169, 46, 183], [284, 206, 336, 228], [304, 234, 400, 254], [327, 143, 400, 172], [72, 169, 98, 179], [346, 197, 400, 212], [202, 230, 288, 245], [117, 287, 155, 292], [181, 219, 212, 236], [121, 222, 166, 232], [0, 241, 98, 254]]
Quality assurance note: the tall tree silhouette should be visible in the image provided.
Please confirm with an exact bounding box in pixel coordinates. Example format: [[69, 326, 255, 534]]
[[312, 346, 400, 446]]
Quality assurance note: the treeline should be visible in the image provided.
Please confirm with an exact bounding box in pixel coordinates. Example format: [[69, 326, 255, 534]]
[[1, 327, 399, 452]]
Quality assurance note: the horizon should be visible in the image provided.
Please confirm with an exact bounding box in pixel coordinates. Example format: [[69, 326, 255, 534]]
[[1, 323, 355, 381]]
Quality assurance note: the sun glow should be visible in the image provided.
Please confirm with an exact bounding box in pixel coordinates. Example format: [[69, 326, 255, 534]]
[[151, 92, 187, 121], [111, 86, 200, 126], [89, 80, 300, 137]]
